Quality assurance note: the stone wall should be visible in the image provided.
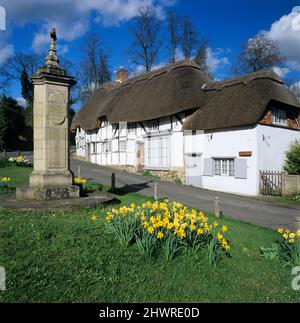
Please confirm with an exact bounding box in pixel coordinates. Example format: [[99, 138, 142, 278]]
[[147, 167, 185, 184]]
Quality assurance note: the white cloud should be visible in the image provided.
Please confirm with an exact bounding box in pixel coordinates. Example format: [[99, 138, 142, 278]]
[[264, 8, 300, 71], [0, 43, 14, 65], [272, 66, 290, 78], [1, 0, 176, 52], [16, 97, 27, 108], [206, 47, 230, 73]]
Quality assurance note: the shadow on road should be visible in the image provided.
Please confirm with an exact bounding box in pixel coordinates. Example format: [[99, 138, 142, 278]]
[[108, 181, 153, 196]]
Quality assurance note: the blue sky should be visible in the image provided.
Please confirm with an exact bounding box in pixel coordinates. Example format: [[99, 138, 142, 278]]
[[1, 0, 300, 108]]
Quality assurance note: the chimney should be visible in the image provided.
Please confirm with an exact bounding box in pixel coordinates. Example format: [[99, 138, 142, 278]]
[[115, 67, 128, 83]]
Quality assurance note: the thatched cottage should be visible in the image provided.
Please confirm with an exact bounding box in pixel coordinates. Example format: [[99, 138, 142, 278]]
[[71, 59, 300, 195]]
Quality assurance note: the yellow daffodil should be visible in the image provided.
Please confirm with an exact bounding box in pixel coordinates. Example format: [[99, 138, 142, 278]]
[[221, 225, 228, 233], [91, 215, 97, 221], [277, 228, 284, 234], [147, 226, 154, 234], [157, 231, 164, 239]]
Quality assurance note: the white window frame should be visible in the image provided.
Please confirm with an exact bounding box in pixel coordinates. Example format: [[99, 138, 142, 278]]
[[119, 140, 127, 152], [103, 141, 111, 153], [271, 108, 287, 126], [214, 158, 235, 177], [146, 135, 170, 169]]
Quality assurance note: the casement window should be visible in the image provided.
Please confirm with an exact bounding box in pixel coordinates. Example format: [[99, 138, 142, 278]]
[[147, 136, 170, 168], [119, 141, 127, 152], [128, 122, 136, 134], [203, 158, 247, 179], [214, 159, 235, 176], [147, 120, 159, 132], [90, 143, 96, 154], [103, 141, 111, 153], [271, 108, 287, 126]]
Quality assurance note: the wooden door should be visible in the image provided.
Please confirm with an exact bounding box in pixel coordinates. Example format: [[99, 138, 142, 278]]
[[186, 155, 202, 187], [137, 143, 144, 172]]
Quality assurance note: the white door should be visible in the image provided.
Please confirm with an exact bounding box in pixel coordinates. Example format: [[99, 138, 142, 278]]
[[186, 155, 202, 187]]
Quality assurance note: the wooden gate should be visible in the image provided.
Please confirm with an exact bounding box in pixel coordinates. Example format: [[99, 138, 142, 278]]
[[259, 171, 283, 196]]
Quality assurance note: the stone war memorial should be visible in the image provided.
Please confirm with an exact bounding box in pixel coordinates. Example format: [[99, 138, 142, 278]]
[[17, 28, 79, 200], [13, 28, 109, 208]]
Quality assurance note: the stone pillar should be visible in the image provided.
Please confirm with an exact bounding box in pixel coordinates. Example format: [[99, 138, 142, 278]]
[[16, 28, 79, 200]]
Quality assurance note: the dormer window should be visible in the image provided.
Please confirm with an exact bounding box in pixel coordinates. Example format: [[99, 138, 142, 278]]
[[271, 108, 287, 126], [147, 120, 159, 132]]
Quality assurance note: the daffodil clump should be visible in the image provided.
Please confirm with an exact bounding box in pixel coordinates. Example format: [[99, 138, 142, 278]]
[[74, 177, 88, 184], [276, 228, 300, 266], [9, 155, 32, 167], [105, 200, 231, 265], [0, 176, 11, 193]]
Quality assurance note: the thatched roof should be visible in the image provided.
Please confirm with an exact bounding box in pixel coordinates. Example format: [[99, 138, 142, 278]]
[[183, 70, 300, 131], [72, 61, 300, 132], [72, 60, 209, 131]]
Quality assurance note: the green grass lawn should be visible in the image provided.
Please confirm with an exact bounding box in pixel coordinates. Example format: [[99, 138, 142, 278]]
[[0, 166, 299, 303], [0, 166, 32, 193]]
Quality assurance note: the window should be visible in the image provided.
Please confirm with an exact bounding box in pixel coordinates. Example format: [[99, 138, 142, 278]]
[[103, 141, 111, 153], [119, 141, 127, 152], [128, 122, 136, 134], [147, 120, 159, 132], [214, 159, 235, 176], [91, 143, 96, 154], [147, 136, 170, 168], [271, 108, 287, 126]]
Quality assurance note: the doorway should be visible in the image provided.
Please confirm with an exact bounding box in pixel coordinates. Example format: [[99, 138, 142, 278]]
[[185, 154, 202, 187]]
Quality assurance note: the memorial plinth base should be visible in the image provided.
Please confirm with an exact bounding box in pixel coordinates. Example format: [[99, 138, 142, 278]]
[[16, 185, 80, 201]]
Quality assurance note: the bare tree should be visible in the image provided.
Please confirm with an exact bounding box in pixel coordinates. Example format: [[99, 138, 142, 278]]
[[0, 52, 43, 97], [0, 52, 43, 82], [194, 40, 213, 80], [286, 79, 300, 103], [78, 33, 111, 100], [128, 7, 162, 72], [167, 10, 180, 63], [233, 35, 286, 75], [181, 16, 198, 59]]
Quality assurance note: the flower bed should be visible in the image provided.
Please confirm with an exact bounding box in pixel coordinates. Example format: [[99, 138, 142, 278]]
[[9, 156, 32, 167], [261, 228, 300, 266], [105, 200, 230, 266], [0, 176, 11, 193]]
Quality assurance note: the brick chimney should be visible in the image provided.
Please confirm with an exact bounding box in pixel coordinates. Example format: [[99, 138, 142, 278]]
[[115, 67, 128, 83]]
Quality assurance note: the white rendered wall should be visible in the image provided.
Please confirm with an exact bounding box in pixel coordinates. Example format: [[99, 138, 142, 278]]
[[201, 127, 259, 196], [256, 124, 300, 172]]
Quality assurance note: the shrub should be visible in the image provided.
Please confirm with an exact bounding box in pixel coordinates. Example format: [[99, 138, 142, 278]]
[[105, 200, 231, 265], [284, 140, 300, 175], [142, 170, 161, 179], [174, 177, 182, 185], [261, 228, 300, 266]]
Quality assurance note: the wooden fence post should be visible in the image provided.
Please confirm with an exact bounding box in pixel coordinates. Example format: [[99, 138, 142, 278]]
[[259, 170, 263, 195], [154, 183, 158, 200], [281, 172, 286, 196], [214, 196, 221, 218], [111, 173, 116, 190]]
